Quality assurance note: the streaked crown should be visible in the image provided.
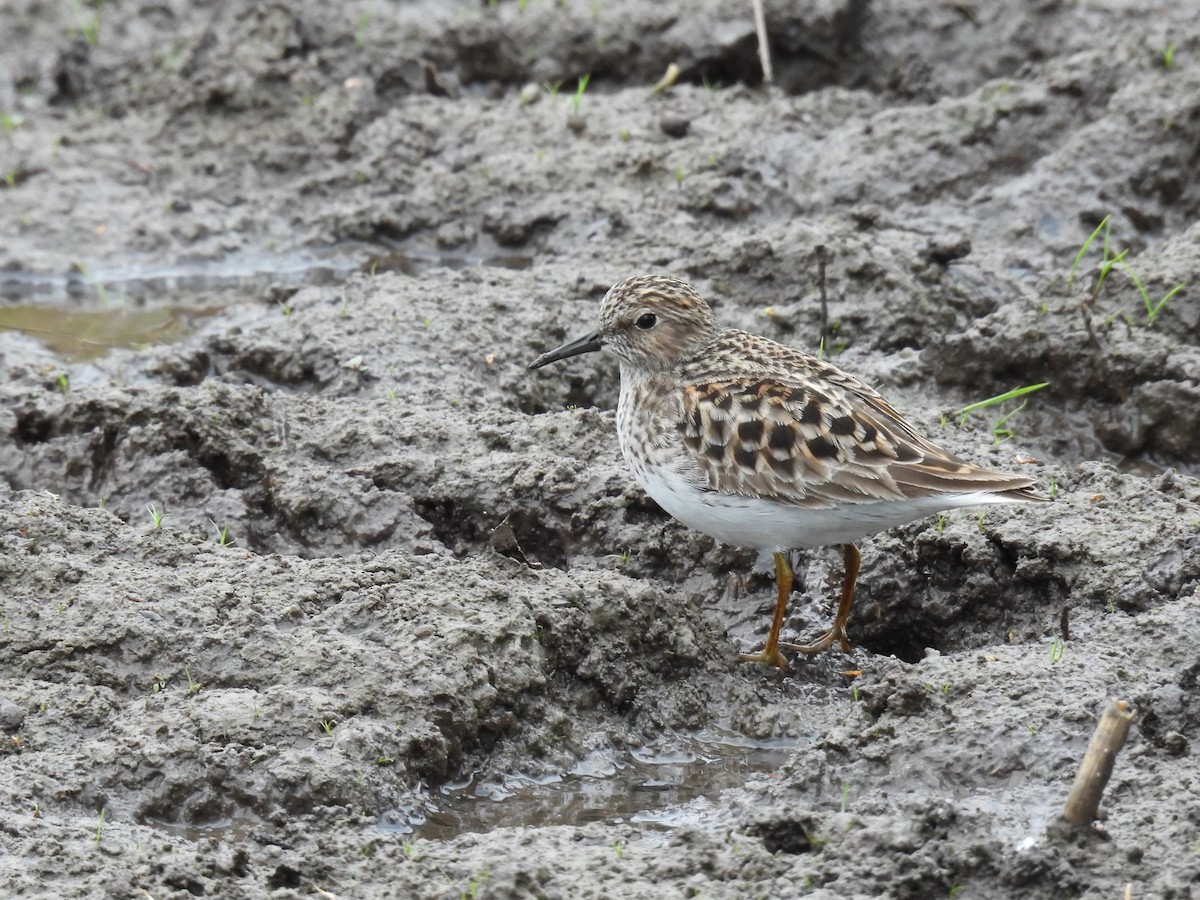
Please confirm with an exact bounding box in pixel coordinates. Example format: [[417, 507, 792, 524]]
[[599, 275, 717, 372]]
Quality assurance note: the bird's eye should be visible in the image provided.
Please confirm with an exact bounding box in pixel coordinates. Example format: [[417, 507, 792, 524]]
[[635, 313, 658, 330]]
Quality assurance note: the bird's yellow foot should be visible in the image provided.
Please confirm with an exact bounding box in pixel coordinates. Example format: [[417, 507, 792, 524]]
[[781, 622, 852, 655], [740, 646, 790, 672]]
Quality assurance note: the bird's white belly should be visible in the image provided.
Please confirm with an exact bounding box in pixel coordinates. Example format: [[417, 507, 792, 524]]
[[635, 465, 1021, 551]]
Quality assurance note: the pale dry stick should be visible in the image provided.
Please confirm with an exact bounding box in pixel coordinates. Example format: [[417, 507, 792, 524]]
[[750, 0, 773, 84], [650, 62, 680, 95], [1062, 699, 1135, 827]]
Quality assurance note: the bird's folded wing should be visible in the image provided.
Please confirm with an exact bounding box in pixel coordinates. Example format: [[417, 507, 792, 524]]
[[677, 374, 1039, 508]]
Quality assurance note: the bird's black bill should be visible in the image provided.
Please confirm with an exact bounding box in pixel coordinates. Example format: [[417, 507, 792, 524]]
[[527, 331, 604, 369]]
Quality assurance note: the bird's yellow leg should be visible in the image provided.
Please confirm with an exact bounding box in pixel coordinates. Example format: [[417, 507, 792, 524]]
[[783, 543, 859, 654], [740, 551, 793, 672]]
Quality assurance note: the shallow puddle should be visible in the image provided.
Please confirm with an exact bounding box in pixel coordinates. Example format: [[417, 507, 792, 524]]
[[143, 813, 262, 844], [0, 243, 531, 360], [0, 304, 222, 360], [384, 731, 796, 840], [0, 254, 356, 360]]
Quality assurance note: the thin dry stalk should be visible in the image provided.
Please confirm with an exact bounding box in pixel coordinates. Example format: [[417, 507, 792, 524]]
[[751, 0, 773, 84], [815, 244, 830, 350]]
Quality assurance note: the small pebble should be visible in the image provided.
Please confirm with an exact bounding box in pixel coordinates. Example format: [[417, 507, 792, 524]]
[[0, 697, 25, 731], [660, 115, 690, 138], [518, 83, 541, 106]]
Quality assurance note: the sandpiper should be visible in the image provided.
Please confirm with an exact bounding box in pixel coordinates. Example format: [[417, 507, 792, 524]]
[[530, 275, 1044, 671]]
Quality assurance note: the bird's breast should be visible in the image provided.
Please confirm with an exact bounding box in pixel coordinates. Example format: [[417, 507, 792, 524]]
[[617, 376, 690, 477]]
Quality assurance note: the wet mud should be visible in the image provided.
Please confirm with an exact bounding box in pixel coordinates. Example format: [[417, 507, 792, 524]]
[[2, 1, 1199, 897]]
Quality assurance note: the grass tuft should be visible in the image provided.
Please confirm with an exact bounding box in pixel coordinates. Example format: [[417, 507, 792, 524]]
[[1120, 262, 1185, 325], [1070, 215, 1186, 326], [571, 74, 590, 115], [1162, 40, 1176, 69], [957, 383, 1049, 443]]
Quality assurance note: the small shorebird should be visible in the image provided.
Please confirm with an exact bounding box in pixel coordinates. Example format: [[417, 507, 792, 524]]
[[529, 275, 1044, 671]]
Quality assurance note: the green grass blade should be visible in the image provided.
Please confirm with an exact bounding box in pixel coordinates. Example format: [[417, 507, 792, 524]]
[[572, 73, 591, 111], [1147, 282, 1185, 324], [1094, 247, 1128, 295], [957, 382, 1049, 422], [1116, 259, 1150, 311], [991, 399, 1028, 444], [1069, 216, 1110, 284]]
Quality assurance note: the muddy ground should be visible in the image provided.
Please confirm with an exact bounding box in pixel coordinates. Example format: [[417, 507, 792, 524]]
[[2, 1, 1199, 897]]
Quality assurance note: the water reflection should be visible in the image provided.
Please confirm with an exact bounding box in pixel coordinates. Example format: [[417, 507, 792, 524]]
[[383, 731, 795, 840]]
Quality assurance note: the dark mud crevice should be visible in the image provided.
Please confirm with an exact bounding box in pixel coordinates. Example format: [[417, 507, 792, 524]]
[[745, 812, 816, 855], [513, 375, 615, 417], [412, 497, 483, 557], [498, 508, 573, 571], [852, 525, 1070, 663], [764, 0, 872, 95], [14, 408, 52, 445], [411, 495, 573, 570], [209, 343, 339, 394], [87, 424, 122, 492]]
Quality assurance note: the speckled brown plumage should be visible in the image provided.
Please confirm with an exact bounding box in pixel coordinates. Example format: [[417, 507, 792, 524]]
[[529, 274, 1046, 671], [673, 333, 1039, 509]]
